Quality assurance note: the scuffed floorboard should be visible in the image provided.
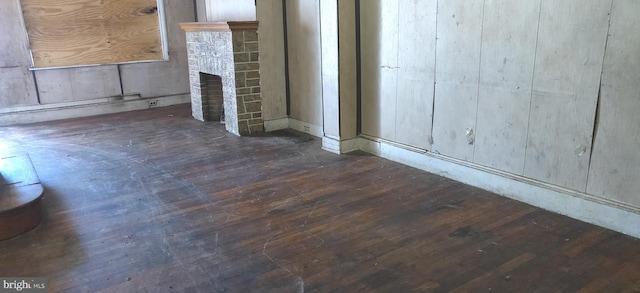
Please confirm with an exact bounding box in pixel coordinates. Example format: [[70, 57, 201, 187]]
[[0, 104, 639, 292]]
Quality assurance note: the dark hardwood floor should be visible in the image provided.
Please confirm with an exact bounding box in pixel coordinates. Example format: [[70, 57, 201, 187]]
[[1, 104, 639, 292]]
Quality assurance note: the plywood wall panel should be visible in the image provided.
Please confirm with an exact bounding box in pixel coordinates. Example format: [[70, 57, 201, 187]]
[[523, 0, 611, 192], [586, 0, 640, 208], [431, 0, 484, 161], [394, 0, 437, 150], [21, 0, 163, 68], [256, 0, 287, 121], [0, 0, 37, 107], [286, 0, 323, 126], [360, 0, 398, 142], [473, 0, 541, 174], [120, 0, 192, 98], [104, 0, 163, 62], [35, 66, 121, 104]]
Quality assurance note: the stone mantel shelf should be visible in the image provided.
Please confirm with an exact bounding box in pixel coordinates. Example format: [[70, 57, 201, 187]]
[[179, 21, 259, 32]]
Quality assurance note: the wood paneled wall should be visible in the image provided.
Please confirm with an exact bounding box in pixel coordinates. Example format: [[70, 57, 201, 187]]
[[360, 0, 640, 210], [587, 0, 640, 207], [0, 0, 38, 107], [21, 0, 163, 68], [285, 0, 323, 127], [256, 0, 287, 121], [361, 0, 437, 149]]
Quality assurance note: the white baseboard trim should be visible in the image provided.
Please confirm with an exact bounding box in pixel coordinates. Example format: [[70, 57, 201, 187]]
[[264, 117, 289, 132], [288, 118, 323, 138], [0, 94, 190, 126], [358, 136, 640, 238], [322, 136, 361, 154]]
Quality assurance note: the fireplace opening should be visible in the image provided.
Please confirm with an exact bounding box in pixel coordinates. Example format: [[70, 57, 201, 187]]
[[200, 72, 224, 123]]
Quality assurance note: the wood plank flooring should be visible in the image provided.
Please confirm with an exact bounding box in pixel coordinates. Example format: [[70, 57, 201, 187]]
[[0, 104, 639, 292], [0, 154, 45, 240]]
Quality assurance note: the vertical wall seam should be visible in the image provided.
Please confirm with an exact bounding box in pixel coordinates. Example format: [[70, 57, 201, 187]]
[[193, 0, 198, 22], [336, 0, 342, 138], [522, 0, 544, 175], [472, 0, 487, 162], [355, 0, 362, 135], [117, 64, 124, 95], [430, 0, 439, 149], [585, 0, 615, 192], [282, 0, 291, 116], [31, 71, 41, 104], [319, 0, 326, 135], [393, 1, 400, 142]]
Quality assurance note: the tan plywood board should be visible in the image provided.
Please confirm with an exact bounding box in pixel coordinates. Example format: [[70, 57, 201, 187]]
[[21, 0, 162, 68]]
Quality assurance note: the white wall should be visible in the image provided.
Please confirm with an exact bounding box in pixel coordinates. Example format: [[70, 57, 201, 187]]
[[0, 0, 37, 108], [361, 0, 436, 150], [360, 0, 640, 211], [256, 0, 287, 122], [205, 0, 256, 21], [320, 0, 358, 140], [587, 0, 640, 208], [285, 0, 323, 128]]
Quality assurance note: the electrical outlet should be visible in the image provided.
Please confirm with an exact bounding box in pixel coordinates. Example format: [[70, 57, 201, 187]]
[[148, 100, 158, 108]]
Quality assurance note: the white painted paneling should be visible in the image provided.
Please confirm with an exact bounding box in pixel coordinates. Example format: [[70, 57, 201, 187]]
[[36, 66, 121, 104], [360, 0, 398, 142], [0, 0, 37, 107], [320, 0, 358, 139], [587, 0, 640, 208], [338, 0, 358, 139], [120, 0, 192, 98], [206, 0, 256, 21], [120, 52, 190, 98], [394, 0, 437, 150], [286, 0, 323, 126], [431, 0, 484, 161], [257, 0, 287, 121], [0, 68, 37, 108], [32, 70, 73, 104], [320, 0, 340, 138], [524, 0, 611, 192], [473, 0, 541, 174], [69, 67, 121, 100], [0, 1, 30, 68]]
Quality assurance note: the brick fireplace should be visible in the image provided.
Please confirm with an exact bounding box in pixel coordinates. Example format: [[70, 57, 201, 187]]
[[180, 22, 263, 135]]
